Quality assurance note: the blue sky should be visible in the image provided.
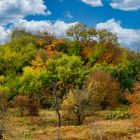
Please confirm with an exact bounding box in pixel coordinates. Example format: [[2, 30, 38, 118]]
[[0, 0, 140, 49], [34, 0, 140, 29]]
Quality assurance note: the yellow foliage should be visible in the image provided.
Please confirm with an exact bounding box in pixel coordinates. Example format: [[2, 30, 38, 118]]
[[31, 54, 47, 71]]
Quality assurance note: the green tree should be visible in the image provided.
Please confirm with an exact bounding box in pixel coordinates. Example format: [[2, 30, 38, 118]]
[[67, 23, 97, 42], [46, 54, 89, 126], [0, 30, 37, 75]]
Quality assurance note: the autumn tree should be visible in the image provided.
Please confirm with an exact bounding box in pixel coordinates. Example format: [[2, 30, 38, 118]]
[[87, 70, 120, 110], [62, 89, 91, 125]]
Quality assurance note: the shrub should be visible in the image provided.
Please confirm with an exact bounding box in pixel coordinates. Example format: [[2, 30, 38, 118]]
[[126, 83, 140, 127], [62, 89, 92, 125], [13, 95, 29, 116], [13, 96, 40, 116], [87, 70, 120, 110], [103, 110, 130, 120], [28, 98, 40, 116]]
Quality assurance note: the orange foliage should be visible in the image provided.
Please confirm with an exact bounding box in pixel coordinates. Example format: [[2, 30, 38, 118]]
[[97, 41, 121, 65], [44, 40, 67, 58], [81, 41, 97, 59], [126, 83, 140, 127]]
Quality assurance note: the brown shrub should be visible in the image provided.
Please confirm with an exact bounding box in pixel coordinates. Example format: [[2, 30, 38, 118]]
[[13, 96, 40, 116], [13, 95, 29, 116], [126, 83, 140, 127], [87, 70, 120, 110], [28, 98, 40, 116]]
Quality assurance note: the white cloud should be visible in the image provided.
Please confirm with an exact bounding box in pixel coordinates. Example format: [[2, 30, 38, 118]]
[[13, 19, 77, 37], [81, 0, 103, 7], [0, 19, 77, 44], [96, 19, 140, 49], [110, 0, 140, 11], [0, 0, 51, 25], [0, 26, 10, 44]]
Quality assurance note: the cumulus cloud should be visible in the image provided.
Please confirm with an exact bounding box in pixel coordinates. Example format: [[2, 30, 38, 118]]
[[96, 19, 140, 49], [13, 19, 77, 37], [110, 0, 140, 11], [81, 0, 103, 7], [0, 0, 51, 24]]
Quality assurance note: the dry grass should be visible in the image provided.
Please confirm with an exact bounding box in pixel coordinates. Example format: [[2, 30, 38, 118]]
[[3, 109, 140, 140]]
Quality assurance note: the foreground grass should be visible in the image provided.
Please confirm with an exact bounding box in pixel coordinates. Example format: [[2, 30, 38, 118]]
[[3, 108, 140, 140]]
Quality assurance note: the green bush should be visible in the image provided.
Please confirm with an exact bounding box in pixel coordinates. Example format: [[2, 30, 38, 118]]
[[104, 110, 131, 120]]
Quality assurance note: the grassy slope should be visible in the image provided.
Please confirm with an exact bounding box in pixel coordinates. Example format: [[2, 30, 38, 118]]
[[3, 109, 140, 140]]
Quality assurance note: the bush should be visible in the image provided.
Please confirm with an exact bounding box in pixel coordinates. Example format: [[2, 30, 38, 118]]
[[62, 89, 91, 125], [87, 70, 120, 110], [104, 110, 130, 120], [13, 96, 39, 116], [28, 98, 40, 116], [126, 83, 140, 127]]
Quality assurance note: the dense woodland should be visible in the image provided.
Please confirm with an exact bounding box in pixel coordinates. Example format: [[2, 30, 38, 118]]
[[0, 23, 140, 139]]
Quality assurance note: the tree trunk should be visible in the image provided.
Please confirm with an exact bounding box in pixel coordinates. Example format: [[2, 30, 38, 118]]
[[76, 108, 82, 125], [52, 84, 61, 127], [56, 106, 61, 127]]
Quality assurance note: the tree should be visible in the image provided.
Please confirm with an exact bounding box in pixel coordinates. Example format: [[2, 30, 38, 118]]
[[68, 40, 82, 56], [87, 70, 120, 110], [18, 67, 47, 116], [88, 41, 121, 66], [67, 23, 87, 41], [45, 54, 89, 126], [67, 23, 97, 42], [46, 54, 88, 89], [62, 89, 91, 125], [111, 56, 140, 92], [97, 29, 118, 46], [0, 30, 37, 75]]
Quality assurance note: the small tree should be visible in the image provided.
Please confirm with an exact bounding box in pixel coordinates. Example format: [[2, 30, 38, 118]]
[[62, 89, 91, 125], [46, 54, 89, 126], [87, 70, 120, 110]]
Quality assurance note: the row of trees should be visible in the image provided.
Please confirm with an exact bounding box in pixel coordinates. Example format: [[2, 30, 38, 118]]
[[0, 23, 140, 129]]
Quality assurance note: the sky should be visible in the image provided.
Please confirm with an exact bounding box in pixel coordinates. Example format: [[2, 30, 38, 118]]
[[0, 0, 140, 49]]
